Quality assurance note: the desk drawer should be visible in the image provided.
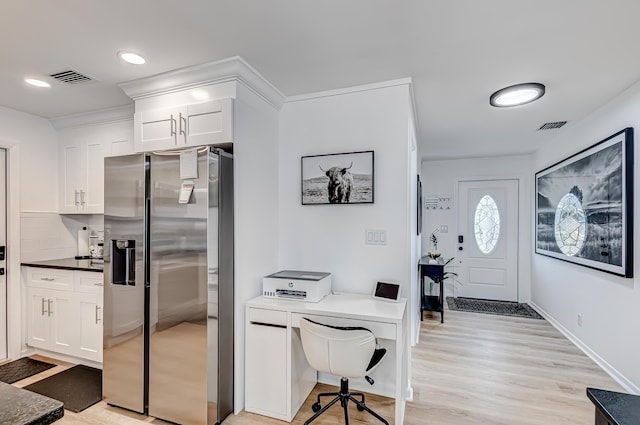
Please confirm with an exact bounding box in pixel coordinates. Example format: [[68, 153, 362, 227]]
[[291, 313, 396, 340], [248, 307, 288, 327]]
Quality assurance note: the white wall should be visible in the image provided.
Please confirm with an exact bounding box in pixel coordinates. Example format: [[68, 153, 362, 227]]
[[0, 105, 58, 212], [421, 154, 533, 302], [279, 82, 412, 299], [532, 80, 640, 393]]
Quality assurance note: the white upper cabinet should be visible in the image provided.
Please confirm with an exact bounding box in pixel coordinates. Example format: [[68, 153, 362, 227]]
[[134, 98, 233, 152], [58, 120, 134, 214], [60, 134, 106, 214]]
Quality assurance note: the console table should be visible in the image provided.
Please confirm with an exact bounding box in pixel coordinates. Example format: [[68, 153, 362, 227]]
[[419, 258, 445, 323], [587, 387, 640, 425]]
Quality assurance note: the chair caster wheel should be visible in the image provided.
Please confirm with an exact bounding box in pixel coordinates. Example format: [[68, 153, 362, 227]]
[[312, 402, 321, 412], [357, 404, 365, 412]]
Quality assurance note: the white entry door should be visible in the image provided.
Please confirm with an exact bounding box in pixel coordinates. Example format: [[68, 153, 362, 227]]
[[457, 179, 518, 301], [0, 149, 6, 360]]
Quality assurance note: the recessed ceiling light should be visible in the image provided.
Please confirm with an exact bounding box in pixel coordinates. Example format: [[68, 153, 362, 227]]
[[118, 51, 146, 65], [25, 78, 51, 88], [490, 83, 545, 107]]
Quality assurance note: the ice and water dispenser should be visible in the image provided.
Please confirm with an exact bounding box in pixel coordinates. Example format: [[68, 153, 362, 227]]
[[111, 239, 136, 285]]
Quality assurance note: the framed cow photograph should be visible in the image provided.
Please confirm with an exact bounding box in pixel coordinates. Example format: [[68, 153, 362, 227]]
[[301, 150, 374, 205]]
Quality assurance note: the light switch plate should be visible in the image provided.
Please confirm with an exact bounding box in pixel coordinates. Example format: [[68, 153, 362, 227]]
[[366, 229, 387, 245]]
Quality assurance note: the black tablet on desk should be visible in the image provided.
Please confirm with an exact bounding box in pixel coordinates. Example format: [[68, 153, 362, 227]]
[[373, 281, 400, 302]]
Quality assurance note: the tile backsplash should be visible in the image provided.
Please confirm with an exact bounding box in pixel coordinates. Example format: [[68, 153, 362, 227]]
[[21, 212, 104, 262]]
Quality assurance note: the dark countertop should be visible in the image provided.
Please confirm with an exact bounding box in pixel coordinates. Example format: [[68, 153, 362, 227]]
[[0, 381, 64, 424], [587, 387, 640, 425], [21, 258, 103, 273]]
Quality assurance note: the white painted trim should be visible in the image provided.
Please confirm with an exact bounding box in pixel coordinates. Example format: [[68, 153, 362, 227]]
[[20, 210, 59, 214], [530, 301, 640, 394], [50, 105, 134, 129], [0, 141, 22, 360], [119, 56, 285, 109], [285, 78, 413, 103], [27, 347, 102, 370]]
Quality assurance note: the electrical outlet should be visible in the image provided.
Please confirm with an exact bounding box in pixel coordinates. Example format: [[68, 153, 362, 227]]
[[577, 314, 583, 327]]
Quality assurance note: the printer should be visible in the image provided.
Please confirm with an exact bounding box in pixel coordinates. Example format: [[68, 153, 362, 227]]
[[263, 270, 332, 302]]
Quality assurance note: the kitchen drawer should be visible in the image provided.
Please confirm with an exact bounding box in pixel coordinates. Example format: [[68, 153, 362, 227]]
[[26, 268, 74, 291], [248, 307, 288, 327], [75, 271, 104, 294], [291, 313, 396, 340]]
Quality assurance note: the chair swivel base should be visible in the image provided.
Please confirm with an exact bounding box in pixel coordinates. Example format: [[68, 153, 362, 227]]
[[304, 378, 389, 425]]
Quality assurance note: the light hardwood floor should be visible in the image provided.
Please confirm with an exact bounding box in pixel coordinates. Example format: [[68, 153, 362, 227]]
[[12, 308, 622, 424]]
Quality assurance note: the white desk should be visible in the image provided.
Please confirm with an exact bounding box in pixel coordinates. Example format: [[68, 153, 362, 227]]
[[245, 293, 409, 425]]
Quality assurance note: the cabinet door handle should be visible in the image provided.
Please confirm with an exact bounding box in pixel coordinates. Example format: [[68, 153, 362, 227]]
[[95, 306, 101, 324], [80, 190, 86, 205], [170, 114, 177, 137], [47, 299, 53, 316], [41, 298, 47, 316], [75, 189, 80, 206], [179, 113, 186, 137], [40, 277, 55, 281]]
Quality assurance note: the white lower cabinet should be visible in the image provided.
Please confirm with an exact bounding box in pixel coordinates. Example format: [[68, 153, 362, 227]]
[[78, 291, 103, 362], [25, 267, 103, 362]]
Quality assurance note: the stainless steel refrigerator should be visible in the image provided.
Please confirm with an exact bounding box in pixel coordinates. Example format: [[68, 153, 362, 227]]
[[102, 146, 233, 425]]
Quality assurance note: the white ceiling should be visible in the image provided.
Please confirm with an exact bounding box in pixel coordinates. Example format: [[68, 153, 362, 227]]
[[2, 1, 640, 160]]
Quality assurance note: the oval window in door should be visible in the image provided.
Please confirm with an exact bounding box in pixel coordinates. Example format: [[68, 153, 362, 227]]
[[474, 195, 501, 254]]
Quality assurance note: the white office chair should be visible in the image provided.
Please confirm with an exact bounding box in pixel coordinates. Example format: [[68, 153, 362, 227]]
[[299, 318, 389, 425]]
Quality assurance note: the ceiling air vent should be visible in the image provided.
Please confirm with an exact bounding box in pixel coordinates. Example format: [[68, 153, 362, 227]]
[[49, 69, 95, 85], [538, 121, 568, 130]]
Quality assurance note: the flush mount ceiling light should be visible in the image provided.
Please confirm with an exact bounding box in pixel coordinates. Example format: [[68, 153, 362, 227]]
[[118, 51, 146, 65], [490, 82, 545, 107], [24, 78, 51, 88]]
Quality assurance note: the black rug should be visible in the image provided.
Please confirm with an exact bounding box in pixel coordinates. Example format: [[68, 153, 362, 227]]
[[446, 297, 544, 319], [0, 357, 56, 384], [24, 364, 102, 413]]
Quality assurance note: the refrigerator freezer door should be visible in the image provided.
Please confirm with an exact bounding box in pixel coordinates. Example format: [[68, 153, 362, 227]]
[[148, 150, 209, 425], [103, 154, 146, 413]]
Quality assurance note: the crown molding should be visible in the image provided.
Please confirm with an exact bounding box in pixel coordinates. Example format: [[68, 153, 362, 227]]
[[50, 104, 134, 129], [118, 56, 285, 110], [285, 77, 413, 103]]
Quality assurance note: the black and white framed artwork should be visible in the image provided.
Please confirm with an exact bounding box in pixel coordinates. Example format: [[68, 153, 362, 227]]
[[535, 128, 634, 277], [301, 151, 374, 205]]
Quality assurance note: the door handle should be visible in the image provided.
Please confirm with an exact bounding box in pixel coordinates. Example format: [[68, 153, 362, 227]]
[[80, 190, 86, 205], [95, 306, 101, 324], [40, 277, 55, 281], [47, 299, 53, 316], [74, 189, 80, 206], [41, 298, 47, 316]]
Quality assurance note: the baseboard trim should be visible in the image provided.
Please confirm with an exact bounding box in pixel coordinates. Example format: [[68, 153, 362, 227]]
[[529, 301, 639, 394]]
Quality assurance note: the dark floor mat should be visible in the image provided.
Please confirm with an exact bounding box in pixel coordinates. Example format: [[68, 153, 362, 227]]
[[0, 357, 56, 384], [446, 297, 544, 319], [23, 364, 102, 413]]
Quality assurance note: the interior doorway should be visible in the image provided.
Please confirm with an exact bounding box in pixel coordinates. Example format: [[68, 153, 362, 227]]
[[456, 179, 518, 301], [0, 149, 6, 360]]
